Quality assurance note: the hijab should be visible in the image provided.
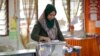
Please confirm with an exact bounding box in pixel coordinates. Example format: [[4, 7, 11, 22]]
[[44, 4, 57, 29], [38, 4, 57, 40]]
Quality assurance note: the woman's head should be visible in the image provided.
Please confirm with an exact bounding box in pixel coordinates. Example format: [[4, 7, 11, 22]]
[[44, 4, 57, 20]]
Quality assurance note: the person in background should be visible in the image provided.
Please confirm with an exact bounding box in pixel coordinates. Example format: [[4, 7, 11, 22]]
[[31, 4, 64, 42]]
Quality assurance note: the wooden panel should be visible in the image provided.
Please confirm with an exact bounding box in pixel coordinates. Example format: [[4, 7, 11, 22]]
[[65, 38, 82, 56], [96, 35, 100, 44], [85, 0, 100, 34], [96, 28, 100, 34], [88, 21, 96, 34], [65, 38, 100, 56], [85, 0, 90, 32]]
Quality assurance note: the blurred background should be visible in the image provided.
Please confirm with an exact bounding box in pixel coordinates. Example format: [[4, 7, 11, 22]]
[[0, 0, 100, 56]]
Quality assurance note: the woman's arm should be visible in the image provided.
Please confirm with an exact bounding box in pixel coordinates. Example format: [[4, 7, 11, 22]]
[[31, 21, 51, 42], [55, 19, 65, 41], [31, 21, 41, 41]]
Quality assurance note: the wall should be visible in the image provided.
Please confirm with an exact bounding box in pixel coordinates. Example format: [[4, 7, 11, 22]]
[[85, 0, 100, 34]]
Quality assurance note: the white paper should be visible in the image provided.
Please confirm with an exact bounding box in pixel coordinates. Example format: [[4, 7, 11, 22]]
[[90, 14, 97, 21], [96, 21, 100, 27]]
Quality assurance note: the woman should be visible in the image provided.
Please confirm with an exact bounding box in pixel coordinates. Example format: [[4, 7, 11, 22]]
[[31, 4, 64, 42]]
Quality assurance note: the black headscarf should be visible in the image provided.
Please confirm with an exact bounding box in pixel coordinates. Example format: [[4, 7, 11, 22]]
[[44, 4, 57, 29]]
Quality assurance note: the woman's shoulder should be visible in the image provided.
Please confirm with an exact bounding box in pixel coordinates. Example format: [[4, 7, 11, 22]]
[[34, 21, 41, 27]]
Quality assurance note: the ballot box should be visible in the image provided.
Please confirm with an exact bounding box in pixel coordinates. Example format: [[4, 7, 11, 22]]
[[36, 40, 67, 56]]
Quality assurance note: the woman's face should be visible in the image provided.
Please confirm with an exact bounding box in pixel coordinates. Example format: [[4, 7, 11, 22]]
[[47, 11, 56, 20]]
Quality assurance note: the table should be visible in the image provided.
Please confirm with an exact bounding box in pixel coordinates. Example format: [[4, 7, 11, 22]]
[[0, 49, 36, 56], [65, 37, 100, 56]]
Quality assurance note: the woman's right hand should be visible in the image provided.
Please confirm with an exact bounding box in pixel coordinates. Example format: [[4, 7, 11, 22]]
[[39, 36, 51, 42]]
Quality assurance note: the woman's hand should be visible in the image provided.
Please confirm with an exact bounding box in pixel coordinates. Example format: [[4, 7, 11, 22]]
[[39, 36, 51, 42]]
